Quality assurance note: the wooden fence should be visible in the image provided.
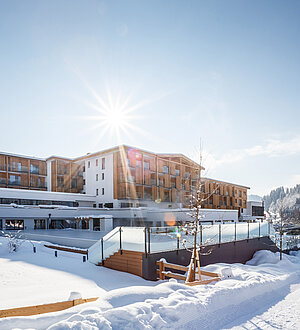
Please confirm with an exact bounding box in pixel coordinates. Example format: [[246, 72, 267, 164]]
[[0, 297, 98, 318], [44, 244, 88, 255], [156, 260, 220, 285]]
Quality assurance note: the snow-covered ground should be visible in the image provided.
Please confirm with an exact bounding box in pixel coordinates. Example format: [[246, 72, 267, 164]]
[[1, 236, 300, 329]]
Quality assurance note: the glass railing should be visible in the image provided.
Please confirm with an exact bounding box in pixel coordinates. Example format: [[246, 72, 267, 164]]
[[8, 165, 28, 173], [88, 222, 273, 265]]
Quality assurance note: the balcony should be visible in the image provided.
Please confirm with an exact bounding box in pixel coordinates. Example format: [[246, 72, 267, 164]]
[[8, 181, 23, 187], [150, 179, 156, 186], [8, 165, 28, 173], [30, 168, 47, 176], [30, 184, 47, 189], [0, 178, 6, 185]]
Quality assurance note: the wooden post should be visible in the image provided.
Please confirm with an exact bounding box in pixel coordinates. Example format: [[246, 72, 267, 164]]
[[186, 250, 195, 283], [158, 260, 165, 280]]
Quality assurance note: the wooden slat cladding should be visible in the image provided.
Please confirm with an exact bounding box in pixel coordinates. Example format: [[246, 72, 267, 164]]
[[0, 154, 47, 190], [50, 158, 84, 193], [112, 146, 249, 212], [103, 250, 143, 277]]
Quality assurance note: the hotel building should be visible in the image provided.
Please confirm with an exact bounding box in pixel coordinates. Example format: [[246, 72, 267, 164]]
[[0, 145, 250, 233]]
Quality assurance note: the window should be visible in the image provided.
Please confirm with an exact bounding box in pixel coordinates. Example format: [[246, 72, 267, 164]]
[[239, 191, 241, 198], [96, 189, 98, 196], [163, 165, 169, 174], [96, 159, 98, 166], [102, 158, 105, 170], [71, 178, 77, 189], [93, 204, 96, 208], [175, 169, 180, 176], [5, 220, 24, 230], [98, 203, 103, 208], [144, 162, 150, 170], [57, 177, 64, 188], [102, 173, 104, 180], [83, 179, 86, 185], [164, 190, 170, 202], [96, 174, 98, 181], [102, 188, 104, 195], [88, 161, 90, 168], [136, 160, 142, 167], [104, 202, 113, 208]]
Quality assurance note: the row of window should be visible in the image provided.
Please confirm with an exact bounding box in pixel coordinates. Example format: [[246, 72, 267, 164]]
[[96, 188, 105, 196], [96, 173, 105, 181], [92, 202, 113, 208], [87, 157, 106, 170], [0, 198, 78, 207]]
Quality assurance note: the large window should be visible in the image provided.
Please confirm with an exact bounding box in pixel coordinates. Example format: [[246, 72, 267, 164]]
[[252, 206, 264, 216], [102, 158, 105, 170], [5, 220, 24, 230], [34, 219, 46, 229]]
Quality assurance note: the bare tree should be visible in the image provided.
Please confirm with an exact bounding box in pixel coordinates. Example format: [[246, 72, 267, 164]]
[[1, 230, 25, 252]]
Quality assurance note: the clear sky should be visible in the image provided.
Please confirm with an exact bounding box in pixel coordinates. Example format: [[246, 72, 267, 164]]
[[1, 0, 300, 196]]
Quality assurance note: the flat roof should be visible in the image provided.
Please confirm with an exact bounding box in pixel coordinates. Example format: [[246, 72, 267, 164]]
[[0, 188, 96, 201], [0, 151, 45, 161], [203, 177, 250, 189]]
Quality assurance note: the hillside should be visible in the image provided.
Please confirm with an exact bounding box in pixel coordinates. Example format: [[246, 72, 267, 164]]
[[263, 185, 300, 222]]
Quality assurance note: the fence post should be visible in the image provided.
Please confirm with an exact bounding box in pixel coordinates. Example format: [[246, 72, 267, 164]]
[[144, 227, 147, 257], [158, 260, 165, 280], [119, 227, 122, 255], [219, 224, 221, 246], [101, 238, 104, 263], [200, 225, 203, 245], [258, 222, 261, 239], [234, 223, 237, 242], [247, 222, 250, 240], [147, 227, 151, 254]]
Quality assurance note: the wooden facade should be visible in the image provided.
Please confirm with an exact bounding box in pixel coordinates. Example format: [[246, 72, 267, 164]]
[[0, 154, 47, 191], [112, 146, 249, 212], [47, 157, 84, 193]]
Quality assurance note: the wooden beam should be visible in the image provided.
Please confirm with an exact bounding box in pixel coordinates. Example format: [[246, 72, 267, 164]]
[[0, 297, 98, 318]]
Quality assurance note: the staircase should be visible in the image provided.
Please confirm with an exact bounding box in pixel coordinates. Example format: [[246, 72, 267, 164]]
[[99, 250, 144, 277]]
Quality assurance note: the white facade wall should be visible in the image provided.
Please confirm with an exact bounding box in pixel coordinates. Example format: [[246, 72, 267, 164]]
[[46, 160, 52, 191], [240, 200, 264, 221], [83, 152, 116, 206], [0, 187, 95, 206]]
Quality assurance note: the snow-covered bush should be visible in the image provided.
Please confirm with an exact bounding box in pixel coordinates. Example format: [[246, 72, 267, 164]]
[[1, 230, 25, 252]]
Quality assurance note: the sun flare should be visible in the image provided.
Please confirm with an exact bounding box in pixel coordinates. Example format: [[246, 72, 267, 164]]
[[80, 86, 147, 144]]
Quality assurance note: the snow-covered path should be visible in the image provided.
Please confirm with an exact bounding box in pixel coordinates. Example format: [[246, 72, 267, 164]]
[[226, 283, 300, 329]]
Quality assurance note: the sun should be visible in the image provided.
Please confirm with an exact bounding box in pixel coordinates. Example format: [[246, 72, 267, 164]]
[[80, 86, 147, 143]]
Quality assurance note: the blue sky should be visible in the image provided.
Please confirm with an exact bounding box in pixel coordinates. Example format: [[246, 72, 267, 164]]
[[0, 0, 300, 196]]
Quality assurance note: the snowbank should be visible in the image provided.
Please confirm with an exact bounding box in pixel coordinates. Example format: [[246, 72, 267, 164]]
[[1, 246, 300, 329]]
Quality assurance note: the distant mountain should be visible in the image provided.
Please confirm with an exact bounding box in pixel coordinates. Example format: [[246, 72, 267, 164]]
[[263, 184, 300, 213], [248, 194, 262, 202]]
